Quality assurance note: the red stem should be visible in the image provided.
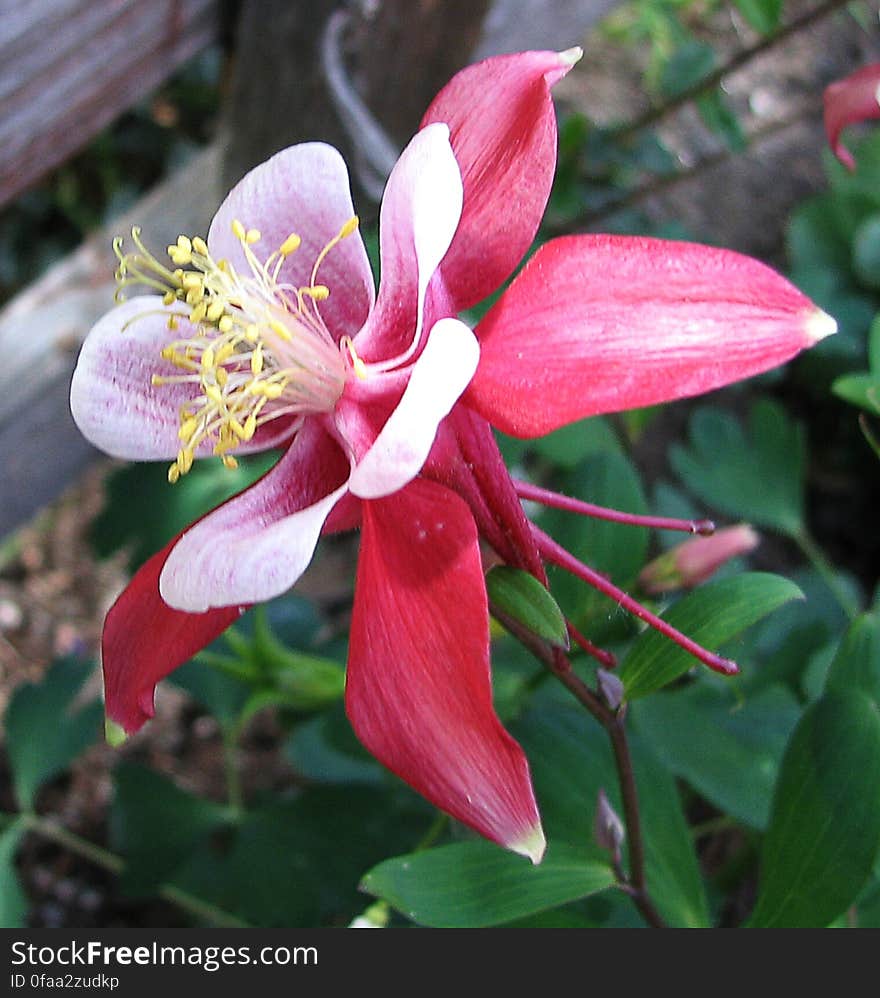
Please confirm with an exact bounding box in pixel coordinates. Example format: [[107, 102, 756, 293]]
[[532, 525, 738, 677], [515, 480, 714, 535]]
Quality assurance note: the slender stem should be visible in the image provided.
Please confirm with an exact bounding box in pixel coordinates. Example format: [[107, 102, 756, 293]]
[[604, 717, 666, 928], [21, 813, 250, 928], [614, 0, 851, 140], [490, 602, 667, 928], [532, 524, 739, 676], [794, 528, 860, 622], [515, 480, 714, 535]]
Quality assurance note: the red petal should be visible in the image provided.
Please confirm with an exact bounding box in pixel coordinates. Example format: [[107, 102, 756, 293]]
[[346, 478, 544, 860], [468, 234, 836, 437], [102, 536, 242, 735], [424, 403, 545, 580], [824, 63, 880, 171], [420, 50, 577, 312]]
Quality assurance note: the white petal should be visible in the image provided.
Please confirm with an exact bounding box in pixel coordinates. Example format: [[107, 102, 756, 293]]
[[353, 123, 464, 364], [159, 422, 350, 611], [349, 318, 479, 499]]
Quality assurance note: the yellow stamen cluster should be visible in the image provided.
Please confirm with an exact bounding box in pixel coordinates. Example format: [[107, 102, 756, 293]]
[[113, 215, 361, 482]]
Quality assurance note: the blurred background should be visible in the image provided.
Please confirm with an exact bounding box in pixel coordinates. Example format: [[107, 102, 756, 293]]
[[1, 0, 879, 928]]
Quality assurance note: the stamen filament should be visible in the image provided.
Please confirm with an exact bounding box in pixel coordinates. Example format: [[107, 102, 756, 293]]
[[516, 480, 715, 535], [531, 524, 739, 677]]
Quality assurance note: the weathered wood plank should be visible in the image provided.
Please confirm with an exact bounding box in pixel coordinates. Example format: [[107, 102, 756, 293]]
[[0, 0, 221, 207], [0, 145, 222, 538]]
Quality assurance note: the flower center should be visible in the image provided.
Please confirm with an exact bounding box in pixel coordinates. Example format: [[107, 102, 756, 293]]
[[114, 217, 360, 482]]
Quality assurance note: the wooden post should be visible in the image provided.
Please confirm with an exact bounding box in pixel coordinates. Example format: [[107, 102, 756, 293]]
[[220, 0, 492, 201]]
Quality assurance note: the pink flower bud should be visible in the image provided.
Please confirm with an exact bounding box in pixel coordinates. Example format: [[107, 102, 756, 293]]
[[639, 525, 760, 595]]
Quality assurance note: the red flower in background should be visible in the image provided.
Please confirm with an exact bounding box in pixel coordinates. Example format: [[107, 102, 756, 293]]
[[71, 49, 834, 861], [824, 62, 880, 170]]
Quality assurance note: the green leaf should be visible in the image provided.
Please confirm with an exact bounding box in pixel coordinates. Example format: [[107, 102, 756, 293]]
[[733, 0, 783, 34], [852, 214, 880, 290], [659, 41, 716, 99], [91, 454, 277, 571], [487, 566, 568, 649], [529, 416, 622, 468], [361, 840, 615, 928], [832, 372, 880, 413], [750, 691, 880, 927], [285, 706, 384, 785], [5, 658, 103, 809], [671, 400, 806, 536], [634, 683, 801, 828], [824, 612, 880, 709], [786, 195, 854, 278], [110, 764, 227, 895], [0, 819, 28, 927], [174, 787, 429, 926], [619, 573, 804, 699], [697, 90, 746, 152], [513, 698, 709, 926]]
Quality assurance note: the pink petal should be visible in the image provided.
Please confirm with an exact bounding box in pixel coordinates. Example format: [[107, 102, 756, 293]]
[[353, 124, 463, 364], [347, 478, 545, 861], [468, 235, 838, 437], [70, 296, 296, 459], [824, 63, 880, 171], [420, 48, 579, 311], [103, 534, 243, 735], [349, 318, 479, 499], [159, 420, 350, 612], [208, 143, 375, 339]]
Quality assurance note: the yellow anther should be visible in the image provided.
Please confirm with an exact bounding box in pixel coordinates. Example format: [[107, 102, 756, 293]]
[[167, 315, 179, 331], [242, 413, 257, 440], [162, 291, 177, 306], [245, 324, 260, 342], [151, 374, 166, 386], [178, 417, 199, 442], [232, 219, 247, 240], [181, 272, 203, 289], [339, 216, 359, 238], [215, 343, 235, 364], [177, 235, 192, 254], [168, 463, 181, 484], [222, 455, 239, 470], [216, 367, 229, 387], [304, 285, 330, 301], [185, 288, 203, 307], [192, 236, 208, 256], [206, 301, 225, 322], [230, 418, 247, 439], [262, 382, 285, 399], [269, 319, 292, 342], [177, 448, 194, 474], [251, 343, 264, 375], [201, 347, 215, 370], [280, 233, 302, 256], [245, 228, 261, 244], [218, 315, 234, 334], [160, 346, 176, 362], [205, 384, 224, 404], [189, 302, 207, 324]]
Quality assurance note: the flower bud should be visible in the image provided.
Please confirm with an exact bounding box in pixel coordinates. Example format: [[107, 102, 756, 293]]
[[639, 524, 759, 595]]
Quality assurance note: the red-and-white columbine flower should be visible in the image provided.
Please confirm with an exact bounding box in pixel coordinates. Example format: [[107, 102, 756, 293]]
[[824, 62, 880, 171], [71, 49, 835, 863]]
